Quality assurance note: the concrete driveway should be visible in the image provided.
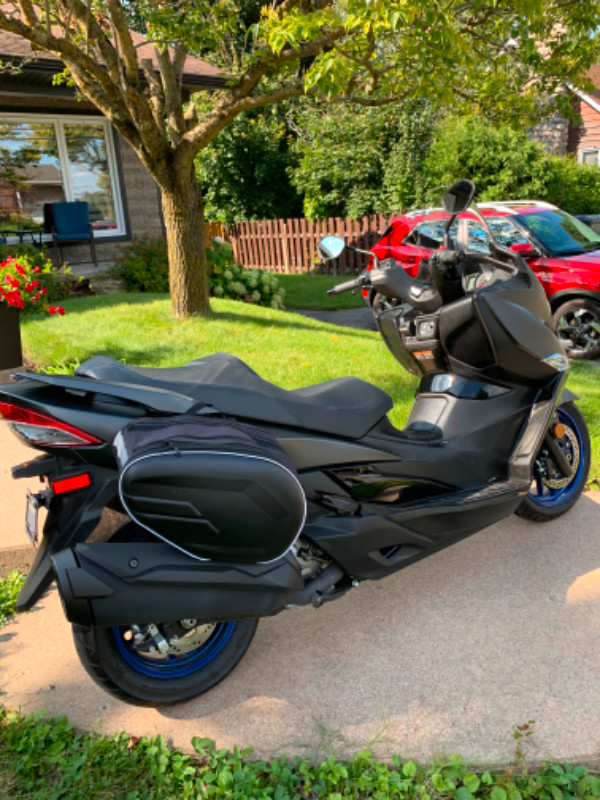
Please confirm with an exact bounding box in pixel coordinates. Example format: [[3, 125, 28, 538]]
[[1, 421, 600, 764]]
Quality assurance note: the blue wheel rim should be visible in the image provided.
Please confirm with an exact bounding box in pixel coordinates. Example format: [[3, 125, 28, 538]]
[[112, 621, 237, 679], [528, 406, 585, 508]]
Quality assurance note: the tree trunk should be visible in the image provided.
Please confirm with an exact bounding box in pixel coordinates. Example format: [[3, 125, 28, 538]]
[[160, 163, 210, 319]]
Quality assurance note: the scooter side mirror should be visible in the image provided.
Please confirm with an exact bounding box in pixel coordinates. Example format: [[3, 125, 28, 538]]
[[318, 236, 345, 260], [442, 180, 476, 215]]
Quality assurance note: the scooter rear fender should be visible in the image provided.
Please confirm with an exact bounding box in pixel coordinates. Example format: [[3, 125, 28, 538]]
[[14, 457, 118, 612]]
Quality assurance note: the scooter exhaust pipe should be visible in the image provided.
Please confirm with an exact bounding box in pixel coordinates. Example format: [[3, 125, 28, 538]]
[[52, 542, 304, 628]]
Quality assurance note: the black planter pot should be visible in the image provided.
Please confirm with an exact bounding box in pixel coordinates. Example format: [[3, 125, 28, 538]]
[[0, 304, 23, 370]]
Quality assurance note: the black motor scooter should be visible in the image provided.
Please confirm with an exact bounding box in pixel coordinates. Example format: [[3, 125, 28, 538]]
[[0, 180, 589, 706]]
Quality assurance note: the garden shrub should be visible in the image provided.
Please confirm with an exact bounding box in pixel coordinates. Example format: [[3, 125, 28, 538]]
[[0, 571, 25, 626], [422, 115, 600, 214], [111, 236, 285, 308], [0, 242, 49, 263], [111, 235, 169, 293]]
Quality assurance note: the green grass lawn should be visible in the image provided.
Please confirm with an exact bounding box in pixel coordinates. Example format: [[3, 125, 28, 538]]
[[21, 293, 599, 480], [275, 273, 366, 309]]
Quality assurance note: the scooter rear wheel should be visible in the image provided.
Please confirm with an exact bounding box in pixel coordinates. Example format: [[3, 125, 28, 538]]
[[72, 617, 258, 706], [515, 402, 590, 522]]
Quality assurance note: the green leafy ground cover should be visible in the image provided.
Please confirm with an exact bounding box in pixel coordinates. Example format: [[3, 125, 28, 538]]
[[21, 294, 599, 480], [1, 709, 599, 800], [0, 570, 24, 626]]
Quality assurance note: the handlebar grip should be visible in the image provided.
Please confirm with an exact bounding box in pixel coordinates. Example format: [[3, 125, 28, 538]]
[[326, 276, 363, 295]]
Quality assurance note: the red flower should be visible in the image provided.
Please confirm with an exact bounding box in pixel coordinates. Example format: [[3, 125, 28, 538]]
[[1, 253, 65, 317]]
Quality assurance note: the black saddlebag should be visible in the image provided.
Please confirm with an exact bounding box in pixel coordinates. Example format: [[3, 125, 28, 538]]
[[114, 416, 306, 563]]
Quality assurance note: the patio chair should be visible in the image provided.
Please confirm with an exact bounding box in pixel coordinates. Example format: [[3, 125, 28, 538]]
[[44, 201, 97, 266]]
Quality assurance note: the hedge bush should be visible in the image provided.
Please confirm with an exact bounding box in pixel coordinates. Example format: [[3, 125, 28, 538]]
[[111, 237, 284, 308], [423, 116, 600, 214]]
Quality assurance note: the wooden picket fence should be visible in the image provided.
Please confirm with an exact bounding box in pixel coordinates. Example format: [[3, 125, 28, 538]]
[[205, 221, 225, 241], [223, 214, 392, 275]]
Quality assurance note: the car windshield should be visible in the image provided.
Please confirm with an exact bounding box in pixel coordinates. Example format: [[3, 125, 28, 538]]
[[514, 209, 600, 256]]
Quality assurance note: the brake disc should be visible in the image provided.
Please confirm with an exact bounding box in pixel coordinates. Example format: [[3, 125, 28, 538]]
[[540, 427, 580, 490]]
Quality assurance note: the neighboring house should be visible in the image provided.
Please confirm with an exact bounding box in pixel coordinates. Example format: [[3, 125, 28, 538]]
[[531, 65, 600, 163], [0, 29, 225, 262]]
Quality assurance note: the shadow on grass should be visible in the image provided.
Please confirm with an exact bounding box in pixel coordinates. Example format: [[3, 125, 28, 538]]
[[70, 345, 185, 368], [30, 292, 377, 341]]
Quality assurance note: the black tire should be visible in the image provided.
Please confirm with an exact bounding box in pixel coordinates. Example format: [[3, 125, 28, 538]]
[[73, 617, 258, 706], [552, 298, 600, 360], [75, 521, 257, 706], [515, 402, 590, 522]]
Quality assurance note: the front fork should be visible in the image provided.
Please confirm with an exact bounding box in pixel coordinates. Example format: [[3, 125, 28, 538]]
[[508, 378, 576, 485], [12, 455, 118, 612]]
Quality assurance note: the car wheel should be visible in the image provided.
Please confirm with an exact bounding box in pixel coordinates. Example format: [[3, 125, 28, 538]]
[[552, 298, 600, 360]]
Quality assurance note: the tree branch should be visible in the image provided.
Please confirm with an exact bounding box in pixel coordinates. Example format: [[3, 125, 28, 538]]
[[184, 79, 310, 154], [105, 0, 139, 86], [154, 43, 187, 145]]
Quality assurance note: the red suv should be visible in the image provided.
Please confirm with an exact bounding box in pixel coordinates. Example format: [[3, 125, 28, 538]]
[[367, 201, 600, 359]]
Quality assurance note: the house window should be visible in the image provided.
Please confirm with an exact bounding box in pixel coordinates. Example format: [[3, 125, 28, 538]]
[[0, 114, 125, 236], [579, 148, 600, 167]]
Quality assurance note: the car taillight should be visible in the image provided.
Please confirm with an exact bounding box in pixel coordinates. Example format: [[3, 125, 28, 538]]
[[0, 401, 103, 447]]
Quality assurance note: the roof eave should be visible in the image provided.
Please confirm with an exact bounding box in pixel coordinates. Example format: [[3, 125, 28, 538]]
[[0, 52, 227, 90]]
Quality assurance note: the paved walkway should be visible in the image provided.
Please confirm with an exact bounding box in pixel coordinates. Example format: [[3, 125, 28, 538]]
[[291, 305, 376, 331], [1, 421, 600, 763], [1, 313, 600, 763]]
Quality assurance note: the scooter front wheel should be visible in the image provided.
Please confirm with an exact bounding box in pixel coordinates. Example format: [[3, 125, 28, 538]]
[[72, 617, 258, 706], [515, 402, 590, 522]]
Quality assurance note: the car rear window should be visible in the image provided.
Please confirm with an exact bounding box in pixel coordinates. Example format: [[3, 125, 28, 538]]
[[404, 220, 458, 249]]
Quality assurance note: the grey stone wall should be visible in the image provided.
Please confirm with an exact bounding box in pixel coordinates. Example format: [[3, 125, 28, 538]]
[[529, 113, 570, 156], [118, 136, 164, 239]]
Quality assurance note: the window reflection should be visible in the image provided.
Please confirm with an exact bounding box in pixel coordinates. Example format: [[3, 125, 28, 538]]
[[0, 118, 120, 233], [0, 122, 64, 225], [466, 219, 527, 252], [64, 123, 117, 229], [404, 219, 458, 249]]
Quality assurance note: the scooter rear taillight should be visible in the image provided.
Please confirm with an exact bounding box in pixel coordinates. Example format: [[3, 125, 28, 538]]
[[0, 401, 103, 447]]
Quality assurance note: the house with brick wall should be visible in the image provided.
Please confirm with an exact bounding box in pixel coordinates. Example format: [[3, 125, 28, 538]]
[[531, 66, 600, 164], [0, 29, 225, 263]]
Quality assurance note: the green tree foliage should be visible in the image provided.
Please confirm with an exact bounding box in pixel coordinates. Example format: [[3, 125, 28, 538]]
[[2, 0, 600, 316], [291, 101, 435, 219], [424, 116, 600, 214], [196, 107, 302, 224]]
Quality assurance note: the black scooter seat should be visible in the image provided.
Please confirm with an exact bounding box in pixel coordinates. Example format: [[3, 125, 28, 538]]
[[76, 353, 393, 439]]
